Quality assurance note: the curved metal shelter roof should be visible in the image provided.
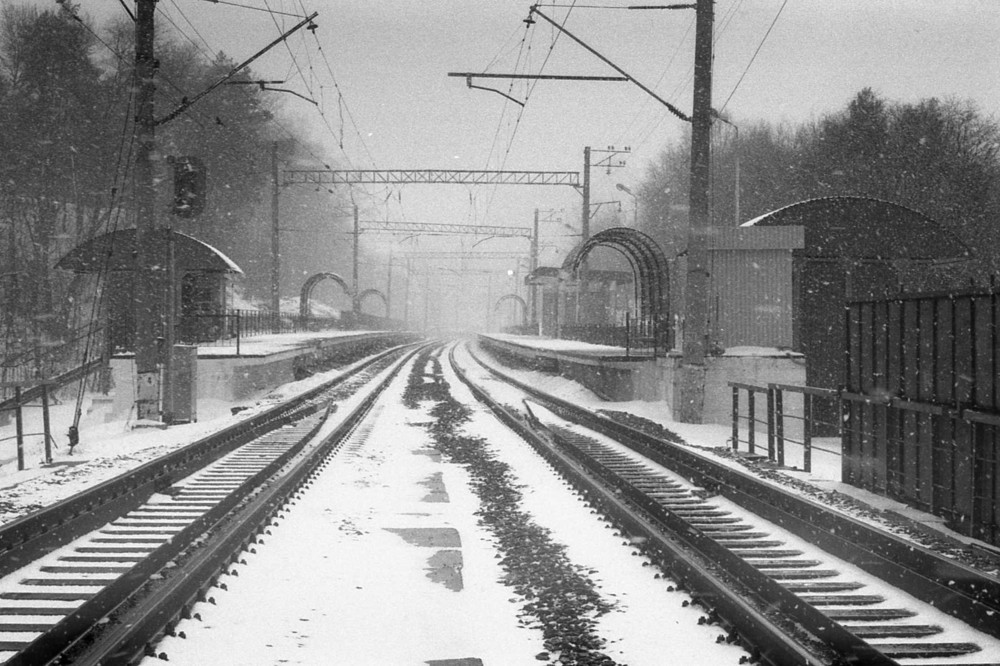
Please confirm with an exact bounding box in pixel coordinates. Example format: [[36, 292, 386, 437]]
[[562, 227, 669, 319], [55, 228, 243, 274], [741, 196, 970, 261]]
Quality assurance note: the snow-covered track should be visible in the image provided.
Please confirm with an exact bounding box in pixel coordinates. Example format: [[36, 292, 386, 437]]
[[453, 342, 1000, 666], [0, 342, 423, 666]]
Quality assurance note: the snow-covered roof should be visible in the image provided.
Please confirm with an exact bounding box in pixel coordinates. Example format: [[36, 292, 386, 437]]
[[56, 228, 244, 274], [740, 196, 970, 261]]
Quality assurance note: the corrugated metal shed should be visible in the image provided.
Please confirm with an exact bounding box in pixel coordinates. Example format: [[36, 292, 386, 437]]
[[708, 227, 803, 348], [739, 197, 970, 402]]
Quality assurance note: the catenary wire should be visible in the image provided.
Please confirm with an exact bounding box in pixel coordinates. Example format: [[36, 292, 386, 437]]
[[719, 0, 788, 114]]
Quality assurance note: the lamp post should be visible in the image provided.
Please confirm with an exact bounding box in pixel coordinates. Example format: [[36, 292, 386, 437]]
[[615, 183, 638, 227]]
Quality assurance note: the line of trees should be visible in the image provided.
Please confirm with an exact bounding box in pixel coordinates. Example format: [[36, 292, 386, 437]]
[[635, 88, 1000, 277], [0, 3, 327, 358]]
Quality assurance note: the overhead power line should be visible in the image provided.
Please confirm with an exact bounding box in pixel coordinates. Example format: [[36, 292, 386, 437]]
[[719, 0, 788, 113]]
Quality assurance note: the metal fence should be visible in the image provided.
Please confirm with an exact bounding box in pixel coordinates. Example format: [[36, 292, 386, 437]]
[[844, 291, 1000, 545], [179, 310, 345, 349], [728, 290, 1000, 546], [559, 312, 673, 357]]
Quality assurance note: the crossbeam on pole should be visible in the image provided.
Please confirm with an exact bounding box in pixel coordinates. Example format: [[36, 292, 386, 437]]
[[283, 169, 580, 187]]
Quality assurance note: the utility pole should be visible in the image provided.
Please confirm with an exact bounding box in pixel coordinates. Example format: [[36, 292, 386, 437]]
[[530, 209, 539, 330], [271, 142, 281, 314], [386, 247, 393, 321], [581, 146, 591, 244], [352, 205, 360, 312], [404, 257, 412, 325], [677, 0, 714, 422], [133, 0, 166, 423]]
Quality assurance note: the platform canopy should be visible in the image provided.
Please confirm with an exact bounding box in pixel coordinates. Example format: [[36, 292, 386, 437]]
[[56, 228, 243, 274], [742, 196, 971, 261]]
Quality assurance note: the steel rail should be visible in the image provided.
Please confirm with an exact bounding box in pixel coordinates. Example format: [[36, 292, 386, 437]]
[[468, 339, 1000, 639], [5, 413, 329, 666], [448, 344, 832, 666], [0, 338, 414, 581], [63, 343, 426, 666]]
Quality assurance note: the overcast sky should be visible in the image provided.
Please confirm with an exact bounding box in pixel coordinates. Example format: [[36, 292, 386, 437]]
[[59, 0, 1000, 270]]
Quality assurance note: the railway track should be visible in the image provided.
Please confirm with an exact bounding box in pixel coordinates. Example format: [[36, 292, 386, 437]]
[[0, 341, 422, 665], [452, 341, 1000, 666], [7, 336, 998, 665]]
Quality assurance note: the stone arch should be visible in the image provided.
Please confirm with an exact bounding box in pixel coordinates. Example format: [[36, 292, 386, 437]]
[[493, 293, 528, 326], [561, 227, 669, 323], [357, 288, 389, 316], [300, 272, 353, 317]]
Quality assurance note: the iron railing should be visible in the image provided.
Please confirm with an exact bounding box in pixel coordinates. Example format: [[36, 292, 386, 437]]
[[728, 382, 841, 474], [732, 379, 1000, 546]]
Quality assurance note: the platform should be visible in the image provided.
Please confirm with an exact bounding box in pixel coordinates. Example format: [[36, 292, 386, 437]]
[[106, 330, 418, 421], [478, 333, 805, 426]]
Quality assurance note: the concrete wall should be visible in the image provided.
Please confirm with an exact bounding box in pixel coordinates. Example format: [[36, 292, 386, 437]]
[[702, 352, 806, 427]]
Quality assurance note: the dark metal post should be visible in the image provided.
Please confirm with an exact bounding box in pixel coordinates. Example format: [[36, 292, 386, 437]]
[[352, 205, 360, 312], [581, 147, 591, 244], [676, 0, 714, 422], [748, 390, 756, 455], [41, 385, 52, 464], [386, 249, 394, 321], [14, 387, 24, 470], [578, 148, 592, 329], [134, 0, 166, 422], [625, 311, 631, 359], [530, 208, 539, 329], [803, 392, 813, 473], [271, 141, 281, 314], [236, 311, 241, 356], [767, 385, 776, 462], [731, 386, 739, 451], [774, 387, 785, 466]]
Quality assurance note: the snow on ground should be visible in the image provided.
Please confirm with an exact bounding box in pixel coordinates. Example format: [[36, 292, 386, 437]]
[[149, 352, 747, 666], [150, 359, 548, 666], [441, 357, 748, 666], [0, 335, 386, 525]]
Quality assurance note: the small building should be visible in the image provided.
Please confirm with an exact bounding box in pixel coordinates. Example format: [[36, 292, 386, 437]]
[[739, 196, 971, 393], [706, 225, 803, 350], [56, 228, 243, 352]]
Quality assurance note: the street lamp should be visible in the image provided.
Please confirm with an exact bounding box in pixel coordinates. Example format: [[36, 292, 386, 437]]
[[615, 183, 638, 227]]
